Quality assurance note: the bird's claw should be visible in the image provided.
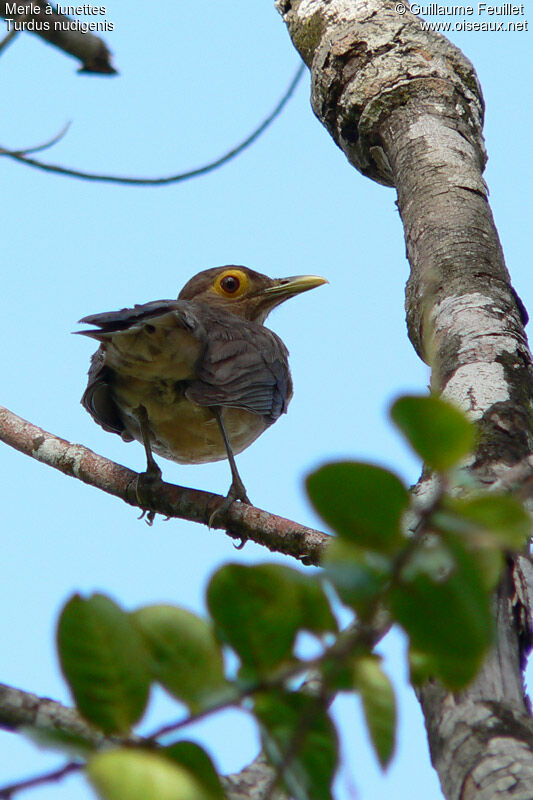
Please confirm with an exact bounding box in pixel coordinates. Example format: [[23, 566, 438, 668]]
[[136, 464, 163, 526], [208, 481, 251, 531], [233, 537, 247, 550], [138, 508, 156, 526]]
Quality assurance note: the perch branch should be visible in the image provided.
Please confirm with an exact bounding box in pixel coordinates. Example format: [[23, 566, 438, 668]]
[[0, 405, 329, 564]]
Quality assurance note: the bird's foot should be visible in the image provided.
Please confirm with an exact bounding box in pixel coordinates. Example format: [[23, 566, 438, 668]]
[[208, 480, 251, 541], [136, 462, 163, 526], [227, 476, 251, 506]]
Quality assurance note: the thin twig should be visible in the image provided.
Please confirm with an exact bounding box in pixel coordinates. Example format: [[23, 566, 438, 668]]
[[0, 9, 32, 54], [9, 122, 71, 156], [0, 64, 305, 185], [135, 611, 392, 743], [0, 761, 80, 799], [0, 25, 19, 54], [262, 691, 328, 800]]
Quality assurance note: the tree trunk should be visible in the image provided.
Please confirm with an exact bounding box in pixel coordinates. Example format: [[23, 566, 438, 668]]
[[276, 0, 533, 797]]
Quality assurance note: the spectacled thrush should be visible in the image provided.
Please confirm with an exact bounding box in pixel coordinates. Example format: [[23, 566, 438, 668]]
[[78, 266, 326, 512]]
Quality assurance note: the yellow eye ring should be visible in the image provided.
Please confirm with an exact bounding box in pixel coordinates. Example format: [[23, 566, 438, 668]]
[[213, 268, 250, 299]]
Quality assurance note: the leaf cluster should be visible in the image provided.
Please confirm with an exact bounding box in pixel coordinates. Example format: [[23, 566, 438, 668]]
[[47, 395, 530, 800]]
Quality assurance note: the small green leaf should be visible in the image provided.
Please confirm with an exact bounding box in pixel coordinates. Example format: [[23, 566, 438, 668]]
[[323, 539, 392, 613], [467, 547, 504, 592], [390, 395, 475, 471], [274, 566, 338, 636], [407, 647, 435, 686], [87, 749, 215, 800], [207, 564, 334, 675], [207, 564, 298, 674], [255, 691, 338, 800], [162, 741, 224, 800], [307, 462, 408, 552], [22, 726, 96, 758], [353, 656, 396, 769], [438, 494, 531, 550], [389, 536, 493, 687], [57, 594, 150, 734], [132, 605, 227, 711]]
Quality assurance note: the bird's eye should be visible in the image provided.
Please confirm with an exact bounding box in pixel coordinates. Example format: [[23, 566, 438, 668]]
[[213, 268, 249, 299], [220, 275, 241, 294]]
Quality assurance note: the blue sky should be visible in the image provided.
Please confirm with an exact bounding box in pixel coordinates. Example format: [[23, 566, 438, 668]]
[[0, 4, 531, 799]]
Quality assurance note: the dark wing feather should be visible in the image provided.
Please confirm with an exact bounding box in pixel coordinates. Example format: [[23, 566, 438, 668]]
[[185, 307, 293, 423], [80, 299, 291, 430], [81, 348, 132, 437], [79, 299, 202, 434], [79, 300, 183, 331]]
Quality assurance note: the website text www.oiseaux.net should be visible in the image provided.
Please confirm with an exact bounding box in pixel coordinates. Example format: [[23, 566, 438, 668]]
[[394, 2, 528, 31]]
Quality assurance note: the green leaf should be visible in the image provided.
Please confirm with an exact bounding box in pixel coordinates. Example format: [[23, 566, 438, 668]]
[[22, 727, 96, 758], [323, 539, 392, 613], [352, 656, 396, 768], [275, 566, 338, 636], [255, 691, 338, 800], [306, 462, 408, 553], [466, 547, 504, 592], [438, 494, 531, 550], [207, 564, 335, 676], [207, 564, 299, 675], [390, 395, 475, 471], [132, 605, 227, 711], [87, 749, 216, 800], [162, 741, 224, 800], [389, 536, 493, 687], [57, 594, 150, 734], [407, 647, 435, 686]]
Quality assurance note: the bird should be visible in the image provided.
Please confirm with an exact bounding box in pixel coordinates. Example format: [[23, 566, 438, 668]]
[[78, 265, 327, 518]]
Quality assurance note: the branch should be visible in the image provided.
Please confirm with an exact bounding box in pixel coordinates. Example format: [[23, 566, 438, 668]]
[[0, 64, 305, 185], [224, 754, 285, 800], [10, 122, 71, 155], [0, 683, 110, 745], [0, 18, 19, 53], [0, 2, 116, 73], [0, 405, 329, 564], [0, 762, 81, 799]]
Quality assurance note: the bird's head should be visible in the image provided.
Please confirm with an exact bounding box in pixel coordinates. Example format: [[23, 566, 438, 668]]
[[178, 266, 327, 324]]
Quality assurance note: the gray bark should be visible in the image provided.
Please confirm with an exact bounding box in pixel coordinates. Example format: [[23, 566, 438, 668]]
[[0, 682, 113, 746], [276, 1, 533, 798]]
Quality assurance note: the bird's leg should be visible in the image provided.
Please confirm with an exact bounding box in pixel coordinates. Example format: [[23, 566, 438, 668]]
[[209, 408, 251, 534], [135, 405, 162, 525], [213, 407, 250, 503], [136, 405, 162, 479]]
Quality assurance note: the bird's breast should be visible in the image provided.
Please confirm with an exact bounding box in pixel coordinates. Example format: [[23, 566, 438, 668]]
[[111, 374, 268, 464]]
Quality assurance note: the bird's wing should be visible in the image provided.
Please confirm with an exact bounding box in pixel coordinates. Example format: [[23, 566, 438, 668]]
[[185, 311, 293, 423], [78, 300, 195, 336], [79, 300, 203, 434], [81, 347, 132, 437]]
